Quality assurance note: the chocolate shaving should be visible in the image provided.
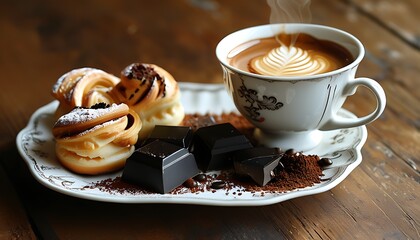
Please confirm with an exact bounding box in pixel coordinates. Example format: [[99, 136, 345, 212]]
[[123, 63, 159, 82]]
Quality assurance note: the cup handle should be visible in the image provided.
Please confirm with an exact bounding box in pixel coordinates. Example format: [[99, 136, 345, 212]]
[[320, 77, 386, 130]]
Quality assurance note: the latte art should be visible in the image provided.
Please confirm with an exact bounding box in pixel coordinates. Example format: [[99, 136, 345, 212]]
[[249, 46, 332, 76], [228, 33, 353, 77]]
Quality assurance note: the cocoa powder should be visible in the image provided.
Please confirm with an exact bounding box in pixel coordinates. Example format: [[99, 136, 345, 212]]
[[84, 113, 324, 196], [236, 153, 323, 193]]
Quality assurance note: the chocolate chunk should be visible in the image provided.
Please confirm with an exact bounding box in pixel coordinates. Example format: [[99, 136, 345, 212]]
[[232, 147, 283, 186], [122, 140, 199, 193], [192, 123, 253, 171], [233, 147, 283, 174], [144, 125, 193, 149], [273, 161, 285, 174]]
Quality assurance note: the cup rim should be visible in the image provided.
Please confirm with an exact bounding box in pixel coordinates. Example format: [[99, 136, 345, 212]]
[[215, 23, 365, 80]]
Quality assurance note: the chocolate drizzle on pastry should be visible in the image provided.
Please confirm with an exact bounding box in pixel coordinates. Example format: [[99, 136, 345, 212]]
[[123, 63, 161, 82], [122, 63, 167, 104], [90, 102, 111, 109]]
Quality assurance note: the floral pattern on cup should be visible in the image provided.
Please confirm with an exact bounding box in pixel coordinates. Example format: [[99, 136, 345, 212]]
[[238, 80, 283, 122]]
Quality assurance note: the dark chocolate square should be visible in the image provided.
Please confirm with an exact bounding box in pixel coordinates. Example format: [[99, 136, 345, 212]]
[[192, 123, 253, 171], [144, 125, 193, 149], [122, 140, 199, 193], [232, 147, 283, 186], [232, 147, 282, 175]]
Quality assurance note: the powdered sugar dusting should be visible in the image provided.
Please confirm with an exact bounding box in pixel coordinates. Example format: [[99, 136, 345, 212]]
[[77, 118, 122, 136], [52, 67, 97, 94], [55, 103, 121, 127]]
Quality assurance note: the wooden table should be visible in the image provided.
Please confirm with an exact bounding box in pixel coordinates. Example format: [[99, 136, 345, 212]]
[[1, 0, 419, 239]]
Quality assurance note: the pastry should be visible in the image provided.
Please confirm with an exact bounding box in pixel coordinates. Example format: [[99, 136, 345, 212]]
[[51, 68, 120, 118], [111, 63, 184, 139], [53, 103, 142, 175]]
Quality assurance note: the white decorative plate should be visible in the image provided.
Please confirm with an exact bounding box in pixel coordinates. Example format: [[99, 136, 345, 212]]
[[16, 82, 367, 206]]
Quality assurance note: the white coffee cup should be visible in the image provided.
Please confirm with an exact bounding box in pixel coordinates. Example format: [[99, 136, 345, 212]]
[[216, 23, 386, 151]]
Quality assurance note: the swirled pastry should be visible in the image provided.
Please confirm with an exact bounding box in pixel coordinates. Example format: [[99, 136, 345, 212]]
[[53, 103, 142, 175], [51, 68, 120, 118], [111, 63, 184, 139]]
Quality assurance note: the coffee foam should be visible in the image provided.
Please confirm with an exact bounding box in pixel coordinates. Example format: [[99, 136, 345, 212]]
[[228, 33, 353, 77], [260, 0, 318, 76], [249, 45, 331, 76]]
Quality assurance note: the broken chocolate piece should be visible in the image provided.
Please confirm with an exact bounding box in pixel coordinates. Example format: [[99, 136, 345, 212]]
[[144, 125, 193, 149], [192, 123, 253, 171], [232, 147, 283, 186], [122, 140, 199, 193]]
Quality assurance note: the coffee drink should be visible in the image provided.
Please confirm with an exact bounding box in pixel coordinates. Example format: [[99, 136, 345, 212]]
[[228, 33, 353, 77], [216, 24, 386, 151]]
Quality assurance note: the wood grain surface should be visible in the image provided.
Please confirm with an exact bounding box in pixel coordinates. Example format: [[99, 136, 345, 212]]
[[0, 0, 418, 239]]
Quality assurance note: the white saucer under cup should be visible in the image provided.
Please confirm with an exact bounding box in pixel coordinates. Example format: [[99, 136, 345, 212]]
[[255, 129, 323, 151]]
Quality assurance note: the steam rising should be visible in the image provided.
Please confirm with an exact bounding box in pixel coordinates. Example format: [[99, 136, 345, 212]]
[[245, 0, 321, 76], [267, 0, 312, 24]]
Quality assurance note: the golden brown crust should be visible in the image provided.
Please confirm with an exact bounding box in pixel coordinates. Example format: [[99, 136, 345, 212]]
[[52, 68, 120, 117], [111, 63, 179, 108], [113, 108, 142, 146], [56, 145, 134, 175], [111, 63, 184, 139], [51, 63, 185, 174], [53, 103, 141, 175], [52, 103, 129, 139]]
